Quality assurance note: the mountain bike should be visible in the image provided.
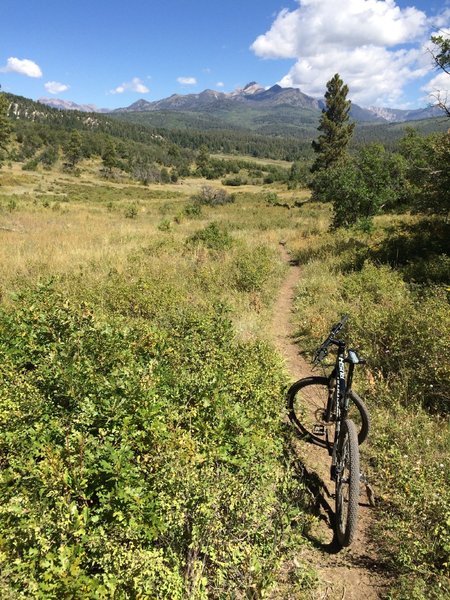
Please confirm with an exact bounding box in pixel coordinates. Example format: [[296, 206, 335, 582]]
[[286, 316, 370, 547]]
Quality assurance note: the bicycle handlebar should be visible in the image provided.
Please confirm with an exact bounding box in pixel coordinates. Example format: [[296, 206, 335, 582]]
[[313, 315, 349, 364]]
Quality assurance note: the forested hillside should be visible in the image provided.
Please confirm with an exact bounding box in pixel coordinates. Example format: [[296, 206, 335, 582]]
[[6, 92, 450, 166]]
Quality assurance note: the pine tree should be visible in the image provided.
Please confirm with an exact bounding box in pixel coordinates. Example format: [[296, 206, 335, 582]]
[[196, 144, 210, 176], [311, 73, 355, 173], [102, 139, 117, 174], [64, 130, 82, 168], [0, 89, 11, 168]]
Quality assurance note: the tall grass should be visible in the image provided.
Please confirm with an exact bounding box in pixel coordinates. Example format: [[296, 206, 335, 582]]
[[0, 166, 315, 598]]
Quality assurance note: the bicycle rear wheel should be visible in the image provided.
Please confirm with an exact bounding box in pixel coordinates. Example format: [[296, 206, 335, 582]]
[[287, 376, 370, 448], [335, 419, 360, 547]]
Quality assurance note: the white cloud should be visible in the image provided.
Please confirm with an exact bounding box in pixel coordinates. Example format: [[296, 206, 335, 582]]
[[421, 71, 450, 104], [0, 57, 42, 78], [44, 81, 69, 94], [433, 9, 450, 29], [421, 27, 450, 103], [251, 0, 448, 106], [177, 76, 197, 85], [111, 77, 149, 94], [216, 81, 225, 88]]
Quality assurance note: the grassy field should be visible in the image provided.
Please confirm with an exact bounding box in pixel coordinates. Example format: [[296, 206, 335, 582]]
[[0, 161, 319, 598], [0, 160, 448, 598], [211, 153, 293, 167]]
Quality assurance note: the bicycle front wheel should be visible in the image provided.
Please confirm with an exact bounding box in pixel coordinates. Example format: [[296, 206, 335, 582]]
[[287, 376, 370, 448], [335, 419, 360, 547]]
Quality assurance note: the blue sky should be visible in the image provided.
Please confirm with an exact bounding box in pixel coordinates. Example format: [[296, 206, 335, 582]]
[[2, 0, 449, 109]]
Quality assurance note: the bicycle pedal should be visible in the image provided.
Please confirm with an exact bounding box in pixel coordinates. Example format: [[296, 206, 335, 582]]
[[313, 424, 325, 436]]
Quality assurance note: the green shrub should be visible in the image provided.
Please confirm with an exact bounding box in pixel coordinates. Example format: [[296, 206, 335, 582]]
[[7, 197, 17, 212], [124, 203, 138, 219], [233, 245, 278, 293], [158, 218, 171, 232], [0, 283, 306, 598], [187, 222, 233, 251], [183, 203, 202, 218], [22, 158, 39, 171], [264, 191, 279, 206], [222, 176, 245, 187], [367, 404, 450, 598]]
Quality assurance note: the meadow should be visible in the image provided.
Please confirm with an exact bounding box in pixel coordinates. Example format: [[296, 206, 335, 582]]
[[0, 162, 318, 598], [0, 160, 448, 598]]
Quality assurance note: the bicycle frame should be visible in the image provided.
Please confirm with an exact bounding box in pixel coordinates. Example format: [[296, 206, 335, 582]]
[[325, 339, 358, 477]]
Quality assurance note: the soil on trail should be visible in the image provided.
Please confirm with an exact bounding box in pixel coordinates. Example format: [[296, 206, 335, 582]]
[[270, 247, 388, 599]]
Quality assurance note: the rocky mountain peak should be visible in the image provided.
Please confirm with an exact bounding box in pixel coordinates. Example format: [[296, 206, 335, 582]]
[[242, 82, 264, 95]]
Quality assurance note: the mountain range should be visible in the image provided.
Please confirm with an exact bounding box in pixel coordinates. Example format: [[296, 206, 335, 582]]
[[6, 89, 449, 163], [37, 97, 110, 113], [38, 82, 442, 123]]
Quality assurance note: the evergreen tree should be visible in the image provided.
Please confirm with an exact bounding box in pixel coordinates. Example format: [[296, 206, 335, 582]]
[[101, 139, 117, 174], [64, 130, 82, 168], [196, 144, 210, 176], [311, 73, 355, 173], [0, 89, 11, 168]]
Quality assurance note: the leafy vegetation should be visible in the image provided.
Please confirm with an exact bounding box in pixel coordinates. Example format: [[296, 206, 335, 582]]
[[0, 283, 300, 598], [290, 210, 449, 598], [312, 129, 450, 227], [0, 164, 315, 597], [0, 91, 11, 167]]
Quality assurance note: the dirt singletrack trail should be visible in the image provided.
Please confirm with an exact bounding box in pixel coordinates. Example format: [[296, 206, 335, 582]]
[[270, 247, 388, 599]]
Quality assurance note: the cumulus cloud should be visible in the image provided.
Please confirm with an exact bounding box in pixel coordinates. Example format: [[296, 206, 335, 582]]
[[177, 76, 197, 85], [251, 0, 448, 106], [216, 81, 225, 88], [0, 57, 42, 78], [45, 81, 69, 94], [111, 77, 149, 94]]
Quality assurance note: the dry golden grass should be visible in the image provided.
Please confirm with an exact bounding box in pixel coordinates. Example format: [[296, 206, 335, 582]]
[[210, 152, 292, 167], [0, 161, 312, 330]]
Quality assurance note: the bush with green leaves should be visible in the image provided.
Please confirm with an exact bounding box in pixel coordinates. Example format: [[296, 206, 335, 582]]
[[187, 222, 233, 251], [124, 203, 138, 219], [233, 245, 280, 294], [312, 144, 408, 228], [398, 129, 450, 216], [0, 283, 309, 598], [222, 176, 245, 187], [183, 202, 202, 218]]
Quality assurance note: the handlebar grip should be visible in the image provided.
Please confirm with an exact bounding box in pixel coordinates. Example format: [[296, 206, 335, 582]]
[[331, 314, 349, 336], [313, 315, 348, 363]]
